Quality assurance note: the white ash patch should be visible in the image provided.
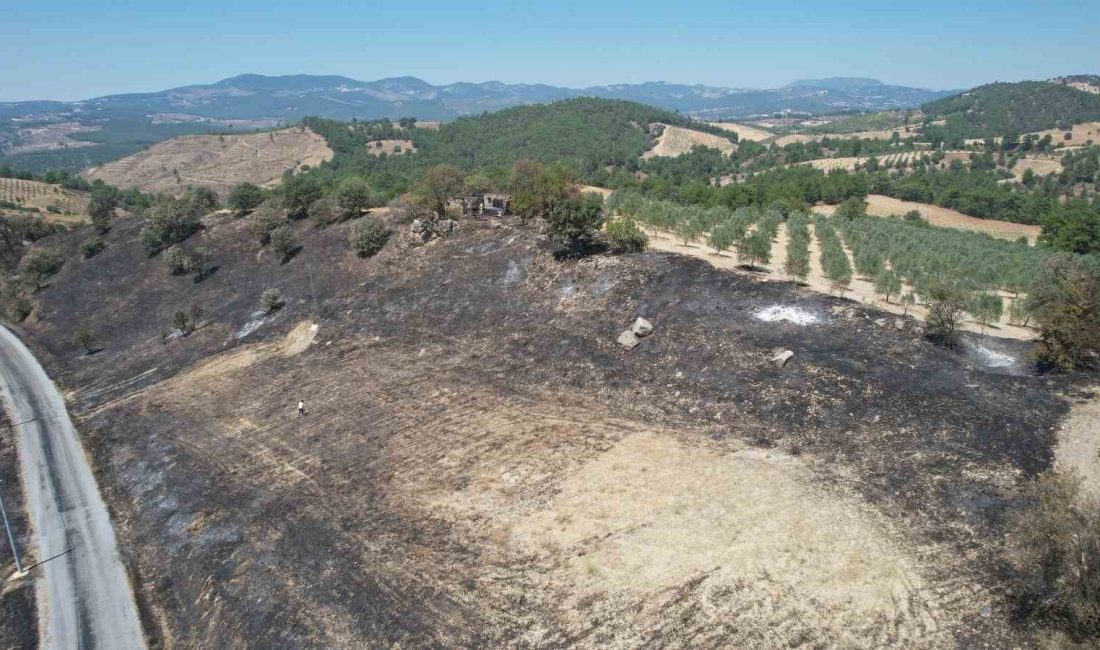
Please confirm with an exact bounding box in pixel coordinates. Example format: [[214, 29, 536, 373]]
[[754, 305, 820, 326]]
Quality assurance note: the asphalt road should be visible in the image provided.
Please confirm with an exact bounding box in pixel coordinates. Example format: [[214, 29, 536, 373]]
[[0, 326, 145, 649]]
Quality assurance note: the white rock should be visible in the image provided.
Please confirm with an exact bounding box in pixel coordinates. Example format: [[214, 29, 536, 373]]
[[617, 330, 640, 350], [632, 317, 654, 337], [770, 350, 794, 367]]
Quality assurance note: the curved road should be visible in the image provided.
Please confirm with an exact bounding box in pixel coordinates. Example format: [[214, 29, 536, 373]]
[[0, 326, 145, 649]]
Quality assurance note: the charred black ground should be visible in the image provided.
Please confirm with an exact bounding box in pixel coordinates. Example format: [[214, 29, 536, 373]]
[[8, 210, 1094, 647]]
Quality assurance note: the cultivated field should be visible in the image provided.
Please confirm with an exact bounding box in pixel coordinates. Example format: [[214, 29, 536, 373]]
[[815, 195, 1041, 242], [707, 122, 774, 141], [799, 151, 921, 172], [84, 127, 333, 197], [0, 177, 88, 222], [643, 125, 737, 159], [365, 139, 415, 156]]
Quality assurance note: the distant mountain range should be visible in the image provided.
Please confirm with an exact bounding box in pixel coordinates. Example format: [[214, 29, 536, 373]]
[[0, 74, 955, 124]]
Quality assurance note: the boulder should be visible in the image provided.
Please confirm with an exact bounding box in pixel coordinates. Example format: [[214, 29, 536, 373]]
[[770, 349, 794, 367], [617, 330, 640, 350], [632, 317, 654, 337], [894, 319, 906, 331]]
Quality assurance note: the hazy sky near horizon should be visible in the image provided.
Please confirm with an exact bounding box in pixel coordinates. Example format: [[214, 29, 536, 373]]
[[2, 0, 1097, 101]]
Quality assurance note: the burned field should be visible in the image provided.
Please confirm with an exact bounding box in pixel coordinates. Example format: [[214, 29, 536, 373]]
[[15, 212, 1090, 647]]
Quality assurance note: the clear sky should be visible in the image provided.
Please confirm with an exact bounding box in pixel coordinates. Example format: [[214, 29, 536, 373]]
[[2, 0, 1097, 101]]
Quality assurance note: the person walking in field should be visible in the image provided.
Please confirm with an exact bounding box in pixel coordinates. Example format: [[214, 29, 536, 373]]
[[297, 400, 305, 417]]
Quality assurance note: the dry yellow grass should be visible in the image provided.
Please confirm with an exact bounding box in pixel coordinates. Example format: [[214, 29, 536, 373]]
[[0, 177, 89, 223], [642, 125, 736, 159], [816, 195, 1041, 243], [1028, 121, 1100, 147], [85, 127, 333, 197], [365, 139, 415, 156], [1011, 157, 1063, 181], [707, 121, 773, 141]]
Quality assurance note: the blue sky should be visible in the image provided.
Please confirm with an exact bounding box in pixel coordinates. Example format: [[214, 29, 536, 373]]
[[1, 0, 1097, 101]]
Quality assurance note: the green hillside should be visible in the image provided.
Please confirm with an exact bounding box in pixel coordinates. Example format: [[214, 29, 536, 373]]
[[921, 81, 1100, 141], [304, 98, 732, 188]]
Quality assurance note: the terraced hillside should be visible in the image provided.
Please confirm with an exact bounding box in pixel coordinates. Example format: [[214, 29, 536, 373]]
[[0, 177, 88, 223]]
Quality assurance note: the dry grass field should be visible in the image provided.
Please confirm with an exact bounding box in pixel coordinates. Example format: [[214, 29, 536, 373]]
[[0, 177, 88, 223], [815, 195, 1041, 243], [1028, 121, 1100, 147], [707, 122, 774, 141], [84, 127, 333, 197], [642, 125, 737, 159], [1011, 157, 1063, 181], [365, 139, 416, 156]]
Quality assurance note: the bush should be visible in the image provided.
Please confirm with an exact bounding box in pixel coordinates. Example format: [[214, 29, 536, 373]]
[[269, 226, 297, 260], [251, 200, 287, 245], [141, 197, 202, 254], [2, 285, 32, 322], [333, 176, 373, 220], [227, 182, 265, 215], [308, 197, 341, 227], [546, 193, 605, 256], [80, 237, 106, 259], [605, 218, 648, 253], [260, 288, 283, 312], [1005, 472, 1100, 640], [17, 247, 64, 290], [72, 328, 95, 354], [163, 245, 192, 275], [349, 217, 391, 258], [922, 277, 967, 345], [280, 174, 323, 218], [1027, 258, 1100, 370]]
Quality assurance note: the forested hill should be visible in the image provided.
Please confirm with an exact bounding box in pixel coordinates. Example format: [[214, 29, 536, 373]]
[[304, 98, 730, 184], [921, 80, 1100, 139]]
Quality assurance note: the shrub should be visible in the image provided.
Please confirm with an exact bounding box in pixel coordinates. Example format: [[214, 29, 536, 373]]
[[183, 186, 219, 214], [173, 310, 189, 333], [269, 225, 297, 260], [280, 174, 323, 218], [308, 197, 341, 227], [260, 288, 283, 312], [333, 176, 373, 220], [17, 247, 64, 290], [80, 237, 106, 259], [72, 328, 95, 354], [349, 217, 391, 258], [922, 277, 967, 345], [546, 193, 605, 256], [605, 218, 648, 253], [163, 245, 192, 275], [227, 182, 265, 215], [87, 189, 118, 233], [251, 200, 286, 245], [1027, 257, 1100, 370], [141, 197, 201, 254], [190, 246, 213, 281], [2, 285, 32, 322], [1005, 472, 1100, 640]]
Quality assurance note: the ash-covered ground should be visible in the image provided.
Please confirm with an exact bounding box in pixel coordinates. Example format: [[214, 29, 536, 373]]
[[12, 211, 1094, 647]]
